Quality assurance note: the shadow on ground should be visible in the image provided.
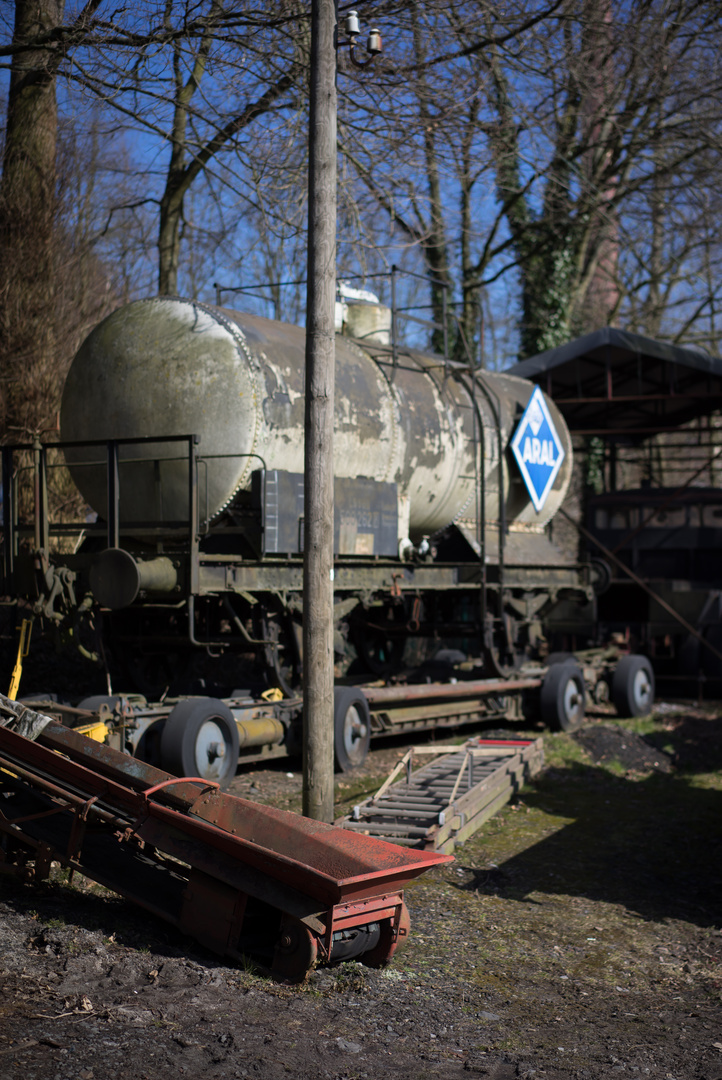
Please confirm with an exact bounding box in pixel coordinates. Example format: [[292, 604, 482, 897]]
[[0, 874, 226, 967], [457, 713, 722, 928]]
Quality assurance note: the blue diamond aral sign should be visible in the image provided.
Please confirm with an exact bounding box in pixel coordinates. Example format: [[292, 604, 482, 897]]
[[510, 386, 565, 513]]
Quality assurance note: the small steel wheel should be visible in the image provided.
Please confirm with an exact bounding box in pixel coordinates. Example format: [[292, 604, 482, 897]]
[[611, 655, 655, 717], [272, 915, 318, 983], [361, 902, 411, 968], [540, 660, 585, 731], [333, 687, 371, 772], [160, 697, 239, 788]]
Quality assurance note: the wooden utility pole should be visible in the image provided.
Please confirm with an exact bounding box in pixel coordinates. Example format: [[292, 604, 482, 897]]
[[302, 0, 337, 822]]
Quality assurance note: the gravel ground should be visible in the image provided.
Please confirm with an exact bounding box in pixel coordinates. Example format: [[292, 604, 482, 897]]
[[1, 705, 721, 1079]]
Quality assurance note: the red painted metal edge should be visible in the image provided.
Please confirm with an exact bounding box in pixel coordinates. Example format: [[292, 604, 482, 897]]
[[0, 722, 452, 908]]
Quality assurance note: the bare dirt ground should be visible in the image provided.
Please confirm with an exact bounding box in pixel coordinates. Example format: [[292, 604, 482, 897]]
[[1, 705, 722, 1080]]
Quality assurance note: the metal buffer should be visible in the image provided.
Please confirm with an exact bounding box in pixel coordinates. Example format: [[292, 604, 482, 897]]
[[0, 695, 451, 982], [337, 738, 544, 853]]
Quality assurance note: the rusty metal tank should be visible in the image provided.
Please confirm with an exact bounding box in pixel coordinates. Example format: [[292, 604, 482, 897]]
[[60, 297, 572, 540]]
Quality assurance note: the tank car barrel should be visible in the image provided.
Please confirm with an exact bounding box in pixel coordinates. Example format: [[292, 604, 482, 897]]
[[10, 295, 601, 723], [59, 298, 573, 541]]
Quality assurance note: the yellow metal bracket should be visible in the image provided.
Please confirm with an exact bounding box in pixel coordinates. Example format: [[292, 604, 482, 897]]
[[74, 720, 109, 743], [8, 618, 33, 701]]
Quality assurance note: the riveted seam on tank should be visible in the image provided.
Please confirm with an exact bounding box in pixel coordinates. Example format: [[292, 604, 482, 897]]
[[178, 298, 262, 522]]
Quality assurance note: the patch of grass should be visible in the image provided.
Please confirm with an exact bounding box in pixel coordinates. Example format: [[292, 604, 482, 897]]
[[392, 708, 722, 1036]]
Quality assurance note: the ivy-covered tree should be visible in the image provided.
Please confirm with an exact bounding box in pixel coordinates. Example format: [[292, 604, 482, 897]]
[[341, 0, 722, 361]]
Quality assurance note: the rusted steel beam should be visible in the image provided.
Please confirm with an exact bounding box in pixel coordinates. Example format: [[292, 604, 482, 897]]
[[362, 677, 542, 705]]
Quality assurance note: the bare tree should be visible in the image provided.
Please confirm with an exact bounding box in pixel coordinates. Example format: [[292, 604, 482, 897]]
[[338, 0, 722, 361], [5, 0, 722, 369], [1, 0, 66, 441], [618, 148, 722, 352], [2, 1, 309, 309], [153, 2, 302, 295], [52, 1, 306, 296]]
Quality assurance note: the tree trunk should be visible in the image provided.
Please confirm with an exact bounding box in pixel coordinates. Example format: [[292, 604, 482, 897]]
[[158, 182, 184, 296], [411, 7, 453, 356], [0, 0, 64, 441]]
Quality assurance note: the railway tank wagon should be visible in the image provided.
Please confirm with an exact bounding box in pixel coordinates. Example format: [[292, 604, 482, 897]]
[[55, 296, 586, 695], [1, 295, 628, 776]]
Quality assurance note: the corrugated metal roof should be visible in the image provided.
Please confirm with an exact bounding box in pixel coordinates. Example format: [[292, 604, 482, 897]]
[[506, 327, 722, 437]]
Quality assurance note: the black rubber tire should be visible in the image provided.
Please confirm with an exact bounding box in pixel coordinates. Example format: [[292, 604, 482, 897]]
[[540, 660, 585, 731], [333, 687, 371, 772], [160, 697, 239, 788], [611, 655, 655, 717]]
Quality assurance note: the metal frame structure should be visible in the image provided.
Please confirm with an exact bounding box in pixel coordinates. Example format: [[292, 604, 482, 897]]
[[509, 328, 722, 688]]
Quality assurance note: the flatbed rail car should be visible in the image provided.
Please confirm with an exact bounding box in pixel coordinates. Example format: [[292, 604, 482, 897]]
[[23, 647, 654, 787], [25, 679, 546, 786]]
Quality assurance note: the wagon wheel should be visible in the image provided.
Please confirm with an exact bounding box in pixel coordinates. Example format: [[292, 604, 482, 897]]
[[160, 697, 240, 788], [271, 915, 318, 983], [333, 687, 371, 772], [361, 902, 410, 968], [611, 655, 654, 717], [540, 660, 586, 731]]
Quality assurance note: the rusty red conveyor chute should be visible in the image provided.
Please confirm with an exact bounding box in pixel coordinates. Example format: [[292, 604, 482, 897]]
[[0, 699, 451, 980]]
